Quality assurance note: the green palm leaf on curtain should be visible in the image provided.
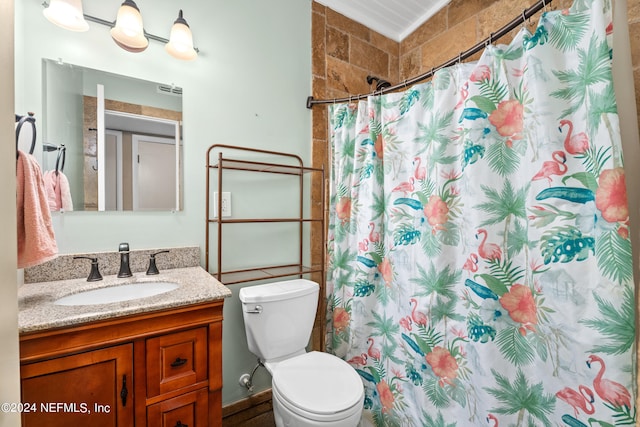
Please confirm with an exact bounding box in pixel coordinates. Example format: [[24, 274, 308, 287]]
[[596, 229, 633, 284], [551, 34, 612, 117], [547, 11, 590, 51], [414, 111, 454, 156], [485, 369, 555, 426], [476, 181, 528, 251], [580, 286, 635, 355]]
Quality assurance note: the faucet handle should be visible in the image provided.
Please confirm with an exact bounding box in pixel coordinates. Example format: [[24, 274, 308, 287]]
[[117, 242, 133, 278], [74, 256, 103, 282], [146, 250, 170, 275]]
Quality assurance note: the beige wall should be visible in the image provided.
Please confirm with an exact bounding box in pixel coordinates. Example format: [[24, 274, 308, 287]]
[[0, 0, 22, 426]]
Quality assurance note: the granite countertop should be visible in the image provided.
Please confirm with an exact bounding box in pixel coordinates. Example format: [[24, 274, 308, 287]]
[[18, 266, 232, 334]]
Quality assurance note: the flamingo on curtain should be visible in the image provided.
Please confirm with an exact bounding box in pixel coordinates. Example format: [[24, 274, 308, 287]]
[[586, 355, 631, 409]]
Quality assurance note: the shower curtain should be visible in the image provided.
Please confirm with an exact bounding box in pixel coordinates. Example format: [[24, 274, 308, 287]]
[[325, 0, 636, 425]]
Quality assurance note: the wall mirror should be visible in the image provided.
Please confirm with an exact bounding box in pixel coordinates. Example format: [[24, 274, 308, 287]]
[[42, 58, 183, 212]]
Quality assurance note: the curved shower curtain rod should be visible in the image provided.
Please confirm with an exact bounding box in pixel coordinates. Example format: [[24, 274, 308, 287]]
[[306, 0, 554, 109]]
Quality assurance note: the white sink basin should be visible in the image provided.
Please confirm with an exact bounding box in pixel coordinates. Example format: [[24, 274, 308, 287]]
[[54, 282, 180, 306]]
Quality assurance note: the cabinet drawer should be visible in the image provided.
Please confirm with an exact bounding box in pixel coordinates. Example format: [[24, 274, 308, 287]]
[[146, 328, 208, 397], [147, 388, 208, 427]]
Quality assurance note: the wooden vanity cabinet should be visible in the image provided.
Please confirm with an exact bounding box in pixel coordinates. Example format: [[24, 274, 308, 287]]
[[19, 300, 224, 427]]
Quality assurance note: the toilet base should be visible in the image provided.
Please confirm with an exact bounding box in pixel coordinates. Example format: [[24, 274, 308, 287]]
[[272, 387, 362, 427]]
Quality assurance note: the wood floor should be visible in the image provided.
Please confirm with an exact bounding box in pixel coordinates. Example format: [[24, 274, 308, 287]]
[[222, 389, 275, 427]]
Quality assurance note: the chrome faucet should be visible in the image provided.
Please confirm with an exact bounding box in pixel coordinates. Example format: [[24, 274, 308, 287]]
[[117, 242, 133, 278]]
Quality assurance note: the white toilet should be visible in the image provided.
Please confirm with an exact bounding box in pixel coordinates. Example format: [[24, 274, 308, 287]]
[[239, 279, 364, 427]]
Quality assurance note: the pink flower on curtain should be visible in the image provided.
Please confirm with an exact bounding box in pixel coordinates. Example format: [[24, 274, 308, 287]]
[[336, 197, 352, 224], [426, 346, 459, 386], [470, 65, 491, 82], [489, 99, 524, 140], [374, 134, 385, 159], [376, 380, 395, 413], [499, 284, 537, 334], [333, 307, 351, 333], [378, 257, 393, 286], [595, 167, 629, 223], [423, 195, 449, 233]]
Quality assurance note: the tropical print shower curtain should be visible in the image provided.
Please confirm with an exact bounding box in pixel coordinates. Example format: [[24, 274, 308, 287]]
[[326, 0, 636, 425]]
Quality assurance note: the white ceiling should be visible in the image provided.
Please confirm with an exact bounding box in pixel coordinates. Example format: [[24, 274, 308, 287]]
[[315, 0, 451, 42]]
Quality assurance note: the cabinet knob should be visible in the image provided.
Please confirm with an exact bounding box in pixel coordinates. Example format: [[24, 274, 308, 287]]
[[175, 421, 188, 427], [170, 357, 188, 368]]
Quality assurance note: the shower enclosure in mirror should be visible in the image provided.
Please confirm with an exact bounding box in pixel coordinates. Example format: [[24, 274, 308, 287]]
[[42, 58, 183, 211]]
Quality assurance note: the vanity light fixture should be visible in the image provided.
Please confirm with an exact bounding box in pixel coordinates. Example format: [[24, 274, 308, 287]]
[[165, 10, 197, 61], [43, 0, 89, 32], [41, 1, 199, 60], [110, 0, 148, 53]]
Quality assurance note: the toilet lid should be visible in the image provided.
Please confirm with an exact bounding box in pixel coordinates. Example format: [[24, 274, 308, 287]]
[[272, 351, 363, 416]]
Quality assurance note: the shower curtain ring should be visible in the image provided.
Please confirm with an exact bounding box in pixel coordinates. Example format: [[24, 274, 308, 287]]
[[458, 52, 462, 64]]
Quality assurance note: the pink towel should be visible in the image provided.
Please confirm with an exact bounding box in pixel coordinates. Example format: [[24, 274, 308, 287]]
[[59, 171, 73, 211], [43, 170, 74, 212], [16, 151, 58, 268], [43, 170, 59, 211]]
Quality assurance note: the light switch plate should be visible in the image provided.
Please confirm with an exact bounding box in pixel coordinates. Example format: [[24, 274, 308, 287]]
[[213, 192, 231, 217]]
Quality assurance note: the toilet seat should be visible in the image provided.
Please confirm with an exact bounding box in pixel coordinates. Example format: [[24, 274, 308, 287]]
[[271, 351, 364, 422]]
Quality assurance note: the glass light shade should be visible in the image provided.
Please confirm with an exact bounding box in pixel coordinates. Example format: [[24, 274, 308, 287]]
[[165, 10, 197, 61], [110, 0, 148, 53], [43, 0, 89, 32]]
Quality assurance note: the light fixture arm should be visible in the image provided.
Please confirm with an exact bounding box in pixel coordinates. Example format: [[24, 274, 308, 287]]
[[41, 1, 199, 53]]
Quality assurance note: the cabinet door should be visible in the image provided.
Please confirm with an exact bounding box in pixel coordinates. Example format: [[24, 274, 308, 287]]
[[147, 388, 208, 427], [21, 344, 134, 427]]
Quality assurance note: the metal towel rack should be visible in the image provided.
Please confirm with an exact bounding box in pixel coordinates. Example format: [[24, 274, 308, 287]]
[[44, 143, 66, 174], [15, 112, 36, 158]]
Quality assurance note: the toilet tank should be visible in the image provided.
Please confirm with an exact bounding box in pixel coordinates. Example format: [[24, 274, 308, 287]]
[[239, 279, 319, 363]]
